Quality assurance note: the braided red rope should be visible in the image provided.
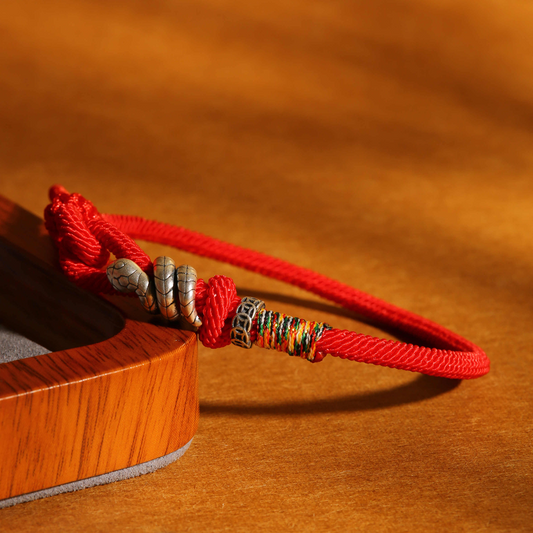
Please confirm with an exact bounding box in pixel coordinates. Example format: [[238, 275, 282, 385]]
[[44, 185, 490, 379]]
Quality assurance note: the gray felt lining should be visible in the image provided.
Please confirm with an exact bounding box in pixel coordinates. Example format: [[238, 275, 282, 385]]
[[0, 326, 192, 508], [0, 324, 50, 363], [0, 439, 192, 509]]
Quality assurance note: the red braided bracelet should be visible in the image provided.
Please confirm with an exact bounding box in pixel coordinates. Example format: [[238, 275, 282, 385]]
[[44, 185, 490, 380]]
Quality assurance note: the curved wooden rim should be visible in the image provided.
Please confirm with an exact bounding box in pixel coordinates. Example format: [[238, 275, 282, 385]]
[[0, 194, 199, 501]]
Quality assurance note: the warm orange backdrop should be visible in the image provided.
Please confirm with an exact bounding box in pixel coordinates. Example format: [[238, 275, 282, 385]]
[[0, 0, 532, 531]]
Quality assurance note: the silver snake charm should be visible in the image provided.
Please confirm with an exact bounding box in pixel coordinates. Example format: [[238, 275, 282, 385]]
[[107, 257, 201, 326], [153, 256, 180, 321], [177, 264, 202, 327], [106, 258, 158, 314]]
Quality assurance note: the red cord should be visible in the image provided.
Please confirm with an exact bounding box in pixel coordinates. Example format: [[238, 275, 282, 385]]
[[44, 186, 490, 379]]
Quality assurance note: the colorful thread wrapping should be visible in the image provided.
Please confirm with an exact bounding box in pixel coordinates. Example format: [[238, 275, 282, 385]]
[[255, 309, 331, 362]]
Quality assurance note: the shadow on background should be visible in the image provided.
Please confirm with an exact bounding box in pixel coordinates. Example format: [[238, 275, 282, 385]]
[[200, 374, 461, 416], [195, 285, 465, 416]]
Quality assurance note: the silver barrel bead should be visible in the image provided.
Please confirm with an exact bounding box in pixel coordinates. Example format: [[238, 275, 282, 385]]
[[177, 265, 202, 327], [153, 256, 180, 321]]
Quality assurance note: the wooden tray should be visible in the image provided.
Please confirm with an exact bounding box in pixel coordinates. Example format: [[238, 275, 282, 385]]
[[0, 195, 198, 503]]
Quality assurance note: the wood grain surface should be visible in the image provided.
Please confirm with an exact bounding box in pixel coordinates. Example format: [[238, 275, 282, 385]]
[[0, 0, 532, 531], [0, 197, 198, 501]]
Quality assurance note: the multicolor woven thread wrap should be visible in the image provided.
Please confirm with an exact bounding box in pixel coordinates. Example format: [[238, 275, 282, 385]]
[[255, 309, 331, 362]]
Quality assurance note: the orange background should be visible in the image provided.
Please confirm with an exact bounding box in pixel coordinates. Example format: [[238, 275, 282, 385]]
[[0, 0, 532, 531]]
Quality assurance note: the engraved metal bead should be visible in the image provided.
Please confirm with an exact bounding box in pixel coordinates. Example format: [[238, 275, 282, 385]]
[[230, 296, 266, 349], [176, 265, 202, 327], [153, 256, 180, 321]]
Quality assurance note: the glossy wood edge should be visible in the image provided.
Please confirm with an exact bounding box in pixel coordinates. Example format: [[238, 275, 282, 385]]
[[0, 194, 199, 500]]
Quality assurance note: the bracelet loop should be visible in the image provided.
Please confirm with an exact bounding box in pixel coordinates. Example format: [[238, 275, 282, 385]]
[[46, 186, 491, 379]]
